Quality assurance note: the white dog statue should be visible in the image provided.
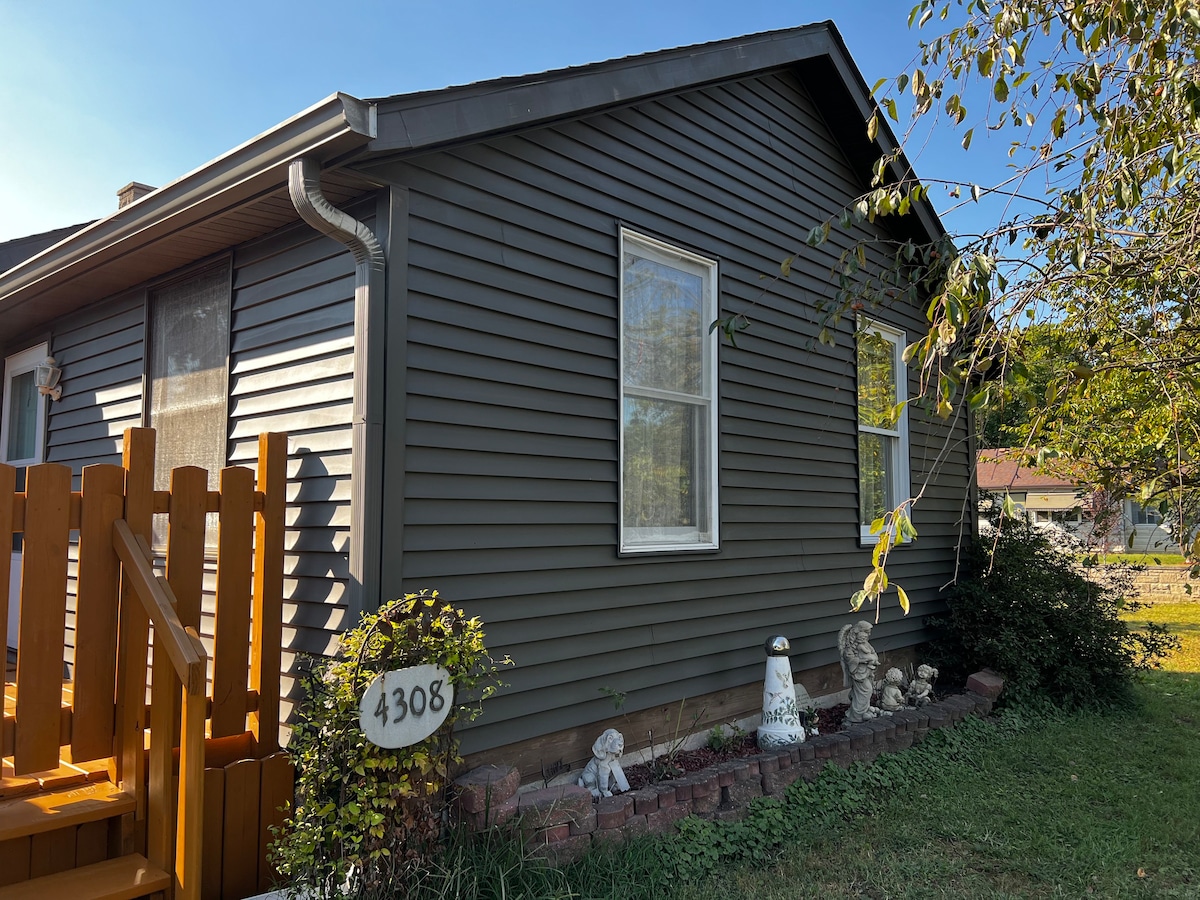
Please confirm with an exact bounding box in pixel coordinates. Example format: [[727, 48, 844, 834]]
[[577, 728, 629, 798]]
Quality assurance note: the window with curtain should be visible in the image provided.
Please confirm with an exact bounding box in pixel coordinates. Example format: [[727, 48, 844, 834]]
[[148, 263, 231, 549], [619, 229, 718, 552], [857, 320, 909, 543]]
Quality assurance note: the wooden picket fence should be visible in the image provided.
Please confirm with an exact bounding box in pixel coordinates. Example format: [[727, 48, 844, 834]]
[[0, 427, 291, 900]]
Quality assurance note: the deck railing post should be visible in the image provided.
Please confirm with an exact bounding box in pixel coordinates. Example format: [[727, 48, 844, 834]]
[[113, 427, 155, 823], [251, 432, 286, 754]]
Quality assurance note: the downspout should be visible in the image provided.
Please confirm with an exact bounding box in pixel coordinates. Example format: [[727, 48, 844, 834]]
[[288, 155, 386, 621]]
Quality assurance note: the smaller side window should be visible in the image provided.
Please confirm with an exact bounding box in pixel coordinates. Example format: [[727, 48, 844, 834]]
[[2, 344, 51, 557], [1, 344, 50, 469], [856, 320, 909, 543]]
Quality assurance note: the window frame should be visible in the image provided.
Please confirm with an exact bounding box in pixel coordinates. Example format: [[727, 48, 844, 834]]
[[618, 228, 720, 554], [1, 343, 50, 470], [856, 319, 910, 545]]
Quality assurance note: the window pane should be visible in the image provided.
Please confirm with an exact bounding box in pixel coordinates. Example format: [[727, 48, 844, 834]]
[[150, 266, 230, 549], [858, 431, 893, 526], [6, 369, 37, 462], [857, 330, 896, 430], [623, 396, 709, 541], [623, 254, 704, 395]]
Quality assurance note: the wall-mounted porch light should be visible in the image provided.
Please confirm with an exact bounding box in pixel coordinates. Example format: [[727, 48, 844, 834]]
[[35, 357, 62, 401]]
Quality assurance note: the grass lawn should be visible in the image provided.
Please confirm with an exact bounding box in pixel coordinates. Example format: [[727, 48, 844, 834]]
[[1085, 552, 1188, 566], [672, 608, 1200, 900], [427, 609, 1200, 900]]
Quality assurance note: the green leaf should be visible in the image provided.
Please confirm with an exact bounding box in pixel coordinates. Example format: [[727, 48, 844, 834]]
[[962, 128, 973, 150], [781, 255, 794, 277]]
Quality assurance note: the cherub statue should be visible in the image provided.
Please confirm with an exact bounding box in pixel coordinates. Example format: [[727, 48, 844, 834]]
[[577, 728, 629, 799], [839, 620, 881, 724], [906, 664, 939, 707], [879, 667, 907, 712]]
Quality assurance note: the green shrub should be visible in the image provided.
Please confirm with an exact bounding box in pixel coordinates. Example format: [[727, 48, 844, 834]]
[[271, 591, 508, 899], [928, 513, 1178, 707]]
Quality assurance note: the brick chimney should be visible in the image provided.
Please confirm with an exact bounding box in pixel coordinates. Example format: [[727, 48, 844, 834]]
[[117, 182, 156, 209]]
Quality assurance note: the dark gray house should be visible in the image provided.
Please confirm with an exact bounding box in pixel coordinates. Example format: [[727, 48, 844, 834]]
[[0, 24, 970, 771]]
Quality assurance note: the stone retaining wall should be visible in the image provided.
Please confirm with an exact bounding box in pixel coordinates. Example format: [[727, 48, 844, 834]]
[[451, 673, 1004, 865], [1129, 566, 1196, 602]]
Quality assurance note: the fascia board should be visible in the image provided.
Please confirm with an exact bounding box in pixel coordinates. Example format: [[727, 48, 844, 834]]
[[369, 26, 830, 154], [0, 93, 375, 310]]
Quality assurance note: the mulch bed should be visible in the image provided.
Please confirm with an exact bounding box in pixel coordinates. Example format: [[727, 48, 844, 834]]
[[623, 703, 850, 790]]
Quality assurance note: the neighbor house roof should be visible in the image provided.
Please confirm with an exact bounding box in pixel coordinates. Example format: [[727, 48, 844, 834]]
[[0, 22, 945, 340], [976, 449, 1077, 492]]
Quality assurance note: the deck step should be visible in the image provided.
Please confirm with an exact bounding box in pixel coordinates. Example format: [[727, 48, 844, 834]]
[[0, 780, 135, 841], [2, 853, 171, 900]]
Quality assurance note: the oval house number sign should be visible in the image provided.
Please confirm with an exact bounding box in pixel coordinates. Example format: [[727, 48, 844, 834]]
[[359, 664, 454, 748]]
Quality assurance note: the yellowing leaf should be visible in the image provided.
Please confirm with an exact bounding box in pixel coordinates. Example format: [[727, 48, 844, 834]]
[[896, 585, 910, 615]]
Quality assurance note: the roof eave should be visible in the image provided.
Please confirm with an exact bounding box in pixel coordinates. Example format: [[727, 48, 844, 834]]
[[365, 22, 946, 246], [0, 92, 375, 324]]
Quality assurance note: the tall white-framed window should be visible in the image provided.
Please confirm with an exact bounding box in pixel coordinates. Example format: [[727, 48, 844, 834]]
[[856, 319, 909, 543], [619, 229, 719, 553]]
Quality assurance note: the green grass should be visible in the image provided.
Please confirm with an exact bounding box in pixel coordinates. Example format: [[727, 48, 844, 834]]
[[678, 676, 1200, 899], [1085, 552, 1188, 566], [1128, 600, 1200, 674], [409, 614, 1200, 900], [674, 611, 1200, 900]]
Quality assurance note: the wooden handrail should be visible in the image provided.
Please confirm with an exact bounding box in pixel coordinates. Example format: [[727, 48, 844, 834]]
[[112, 518, 207, 695]]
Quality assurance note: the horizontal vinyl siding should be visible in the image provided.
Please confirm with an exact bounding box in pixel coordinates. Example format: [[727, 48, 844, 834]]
[[43, 294, 146, 670], [46, 294, 145, 473], [372, 69, 970, 753], [228, 216, 361, 715]]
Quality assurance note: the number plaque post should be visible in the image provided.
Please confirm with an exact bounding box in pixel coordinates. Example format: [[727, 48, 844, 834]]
[[359, 664, 455, 748]]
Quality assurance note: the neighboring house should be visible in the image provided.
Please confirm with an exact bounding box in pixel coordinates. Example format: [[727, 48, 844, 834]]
[[0, 24, 971, 768], [976, 449, 1175, 553]]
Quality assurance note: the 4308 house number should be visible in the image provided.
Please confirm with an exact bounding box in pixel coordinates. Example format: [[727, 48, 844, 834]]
[[359, 664, 455, 748]]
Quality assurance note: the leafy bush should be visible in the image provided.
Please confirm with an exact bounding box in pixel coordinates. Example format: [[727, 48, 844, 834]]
[[928, 512, 1178, 707], [271, 591, 508, 899]]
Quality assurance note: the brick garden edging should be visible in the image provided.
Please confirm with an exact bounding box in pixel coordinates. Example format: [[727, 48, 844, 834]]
[[451, 672, 1005, 865]]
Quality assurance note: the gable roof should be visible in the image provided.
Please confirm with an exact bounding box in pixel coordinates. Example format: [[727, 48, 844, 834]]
[[0, 223, 93, 273], [976, 449, 1078, 492], [0, 23, 944, 339]]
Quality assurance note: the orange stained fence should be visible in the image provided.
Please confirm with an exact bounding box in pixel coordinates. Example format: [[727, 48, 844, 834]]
[[0, 427, 290, 900]]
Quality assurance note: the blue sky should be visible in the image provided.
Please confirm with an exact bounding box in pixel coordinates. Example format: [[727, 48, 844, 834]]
[[0, 0, 1014, 245]]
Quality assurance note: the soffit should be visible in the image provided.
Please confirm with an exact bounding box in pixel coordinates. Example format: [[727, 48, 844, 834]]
[[0, 94, 376, 338]]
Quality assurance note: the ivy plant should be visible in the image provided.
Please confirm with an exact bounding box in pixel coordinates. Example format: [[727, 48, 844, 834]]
[[271, 591, 510, 899]]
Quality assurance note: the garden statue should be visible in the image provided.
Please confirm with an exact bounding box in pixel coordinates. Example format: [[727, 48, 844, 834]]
[[878, 667, 907, 712], [577, 728, 629, 798], [906, 664, 939, 707], [758, 635, 805, 748], [839, 620, 881, 724]]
